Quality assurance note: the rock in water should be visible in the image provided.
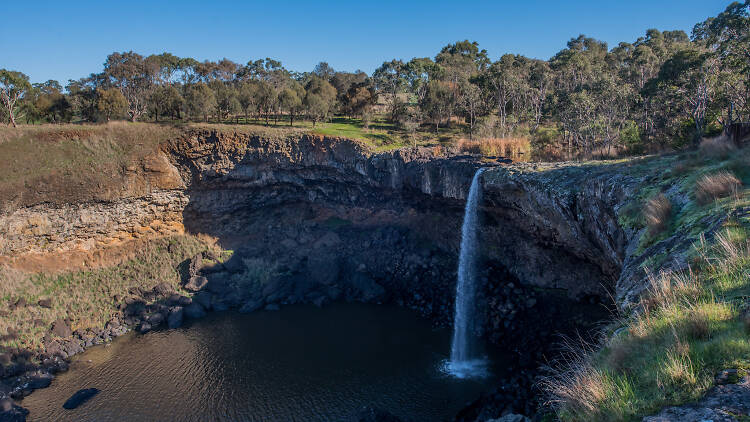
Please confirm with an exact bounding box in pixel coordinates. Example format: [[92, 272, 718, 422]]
[[167, 307, 184, 329], [184, 303, 206, 319], [0, 397, 29, 422], [62, 388, 99, 410]]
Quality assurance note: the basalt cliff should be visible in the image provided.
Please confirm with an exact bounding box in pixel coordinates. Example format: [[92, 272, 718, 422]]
[[0, 128, 700, 420]]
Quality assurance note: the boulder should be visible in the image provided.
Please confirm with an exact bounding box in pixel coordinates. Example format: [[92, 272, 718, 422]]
[[206, 273, 231, 294], [147, 313, 165, 326], [28, 372, 54, 389], [262, 277, 293, 302], [222, 256, 246, 274], [138, 322, 152, 334], [50, 319, 72, 338], [152, 282, 174, 296], [307, 253, 340, 285], [188, 253, 203, 277], [184, 303, 206, 319], [185, 276, 208, 292], [167, 294, 182, 306], [313, 231, 341, 249], [212, 299, 229, 312], [124, 300, 146, 317], [167, 307, 184, 329], [348, 273, 385, 302], [62, 388, 100, 410], [239, 299, 263, 314], [644, 375, 750, 421], [193, 292, 212, 310], [37, 298, 53, 309]]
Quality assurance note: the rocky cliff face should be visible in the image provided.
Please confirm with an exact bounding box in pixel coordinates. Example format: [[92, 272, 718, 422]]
[[0, 129, 654, 317]]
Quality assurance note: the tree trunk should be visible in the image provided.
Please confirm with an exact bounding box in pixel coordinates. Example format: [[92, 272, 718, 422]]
[[9, 112, 17, 128]]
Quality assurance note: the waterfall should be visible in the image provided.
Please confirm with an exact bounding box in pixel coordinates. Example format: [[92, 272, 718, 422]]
[[446, 167, 488, 379]]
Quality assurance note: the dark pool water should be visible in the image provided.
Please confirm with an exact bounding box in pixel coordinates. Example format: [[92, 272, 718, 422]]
[[22, 303, 501, 422]]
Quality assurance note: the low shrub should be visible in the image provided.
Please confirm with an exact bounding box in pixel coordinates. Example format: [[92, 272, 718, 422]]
[[457, 137, 530, 160]]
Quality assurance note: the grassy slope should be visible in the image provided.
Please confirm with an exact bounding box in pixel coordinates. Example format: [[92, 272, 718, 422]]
[[230, 115, 466, 151], [0, 122, 180, 210], [546, 145, 750, 421], [0, 235, 213, 351]]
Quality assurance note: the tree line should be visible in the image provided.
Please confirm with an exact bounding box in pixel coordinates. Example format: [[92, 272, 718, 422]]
[[1, 1, 747, 158]]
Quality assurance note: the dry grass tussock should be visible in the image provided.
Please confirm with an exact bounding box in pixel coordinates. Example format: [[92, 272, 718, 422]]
[[644, 194, 672, 235], [694, 171, 742, 205], [699, 134, 737, 159], [541, 336, 611, 419], [457, 137, 530, 160]]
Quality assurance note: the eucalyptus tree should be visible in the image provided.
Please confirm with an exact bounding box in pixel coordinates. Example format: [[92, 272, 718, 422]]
[[527, 60, 552, 132], [479, 54, 527, 135], [404, 57, 439, 123], [330, 70, 368, 113], [96, 88, 128, 121], [255, 80, 278, 125], [150, 85, 183, 121], [421, 80, 453, 132], [209, 80, 239, 122], [147, 53, 181, 84], [0, 69, 31, 127], [693, 1, 750, 125], [26, 80, 71, 123], [236, 80, 259, 121], [66, 74, 104, 122], [304, 76, 337, 126], [185, 82, 216, 122], [342, 81, 375, 118], [103, 51, 158, 121], [177, 57, 200, 86], [313, 62, 336, 81], [373, 59, 407, 121], [460, 82, 485, 139], [643, 47, 719, 146], [435, 40, 490, 123], [278, 80, 305, 126]]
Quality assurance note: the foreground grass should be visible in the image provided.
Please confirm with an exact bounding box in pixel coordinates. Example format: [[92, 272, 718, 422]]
[[546, 142, 750, 421], [0, 235, 215, 352]]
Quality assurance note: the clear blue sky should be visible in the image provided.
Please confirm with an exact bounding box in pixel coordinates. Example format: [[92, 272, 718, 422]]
[[0, 0, 732, 85]]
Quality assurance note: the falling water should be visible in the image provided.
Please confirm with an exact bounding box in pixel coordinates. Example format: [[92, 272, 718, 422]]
[[446, 168, 488, 379]]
